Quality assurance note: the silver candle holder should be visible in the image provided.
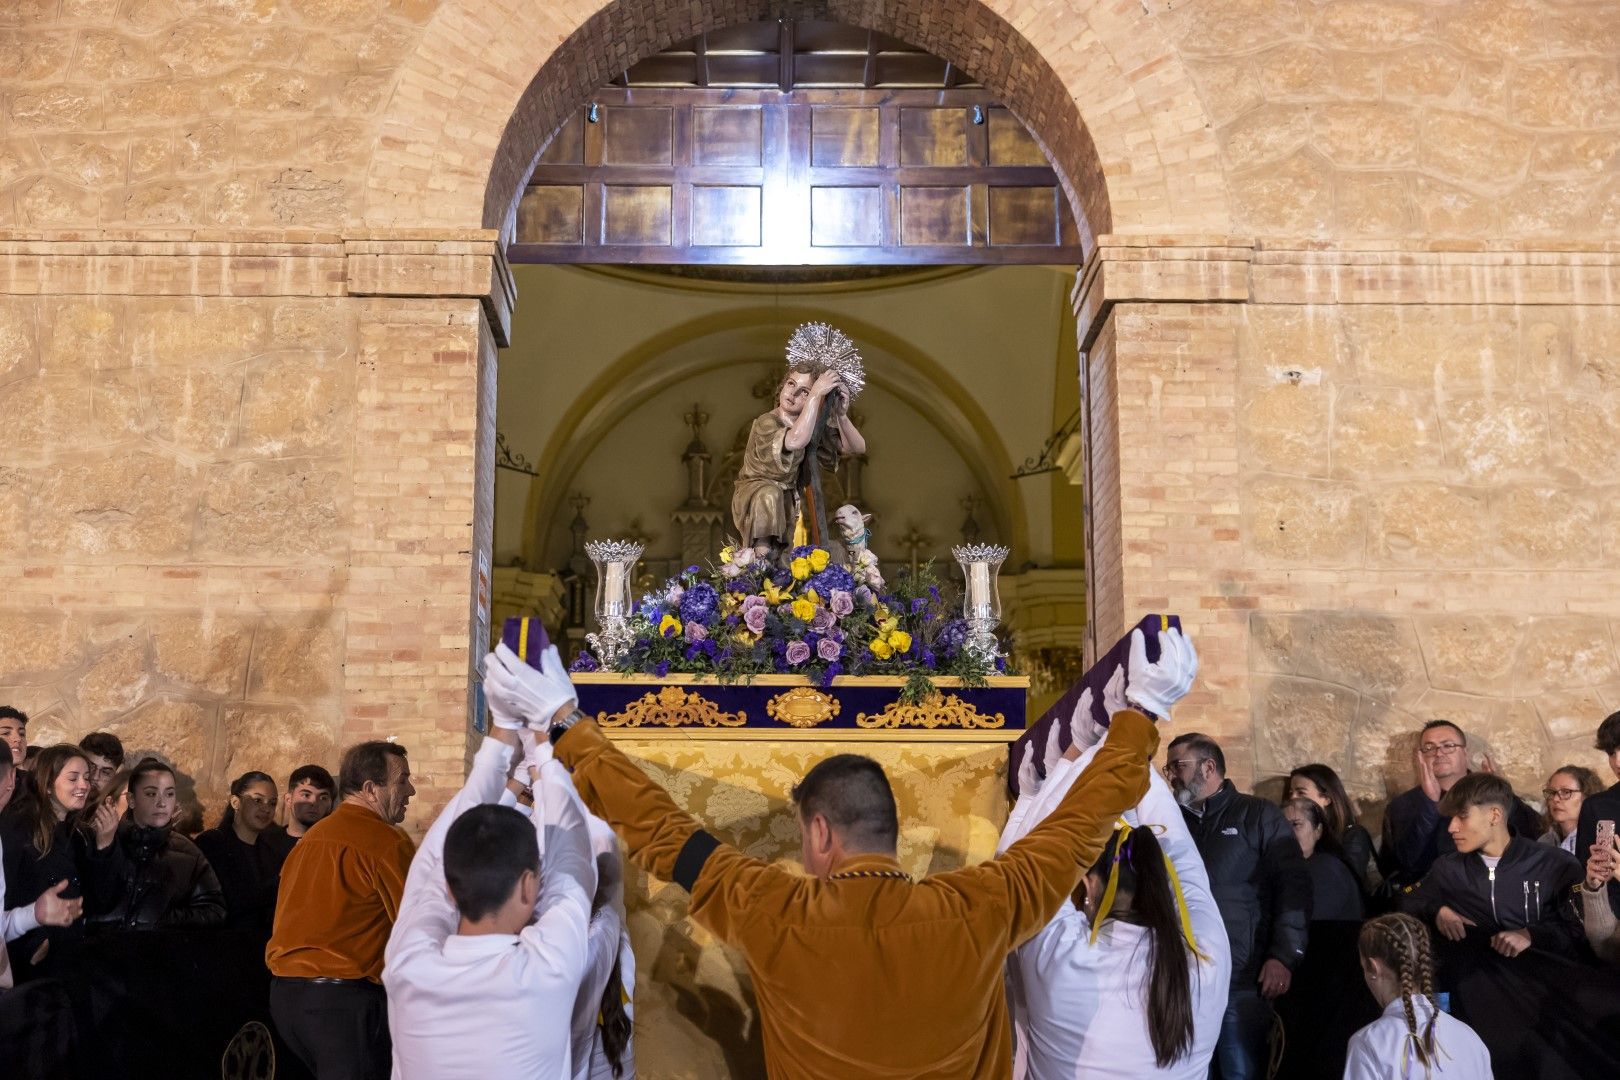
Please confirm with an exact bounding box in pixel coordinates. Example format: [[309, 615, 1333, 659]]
[[585, 539, 644, 666], [951, 543, 1010, 664]]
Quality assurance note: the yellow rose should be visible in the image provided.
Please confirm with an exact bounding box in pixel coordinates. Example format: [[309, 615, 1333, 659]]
[[809, 549, 831, 572], [869, 638, 894, 659], [791, 597, 817, 622], [659, 614, 683, 637], [791, 557, 812, 580], [889, 630, 913, 653]]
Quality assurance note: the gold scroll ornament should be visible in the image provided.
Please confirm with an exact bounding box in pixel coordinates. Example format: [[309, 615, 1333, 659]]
[[597, 686, 746, 729], [766, 686, 841, 728], [854, 692, 1005, 730]]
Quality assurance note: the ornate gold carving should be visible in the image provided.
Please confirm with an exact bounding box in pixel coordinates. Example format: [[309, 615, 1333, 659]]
[[597, 686, 746, 729], [854, 692, 1005, 730], [766, 686, 841, 728]]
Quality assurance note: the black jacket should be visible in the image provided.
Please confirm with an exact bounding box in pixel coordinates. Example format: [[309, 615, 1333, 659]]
[[1576, 782, 1620, 918], [0, 804, 103, 979], [1377, 781, 1541, 887], [1400, 835, 1586, 956], [1182, 779, 1312, 982], [83, 822, 226, 930], [1341, 822, 1374, 890], [194, 825, 293, 936]]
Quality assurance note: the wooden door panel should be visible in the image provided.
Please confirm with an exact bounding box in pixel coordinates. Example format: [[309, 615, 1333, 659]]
[[691, 186, 763, 246], [602, 185, 672, 245], [811, 186, 883, 246], [516, 89, 1083, 264], [900, 186, 969, 246]]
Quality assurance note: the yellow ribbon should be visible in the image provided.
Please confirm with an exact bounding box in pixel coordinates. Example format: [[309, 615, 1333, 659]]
[[1087, 818, 1211, 963], [793, 511, 809, 548], [517, 617, 531, 659]]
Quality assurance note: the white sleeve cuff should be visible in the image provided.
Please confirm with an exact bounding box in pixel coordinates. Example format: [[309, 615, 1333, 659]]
[[4, 903, 40, 941]]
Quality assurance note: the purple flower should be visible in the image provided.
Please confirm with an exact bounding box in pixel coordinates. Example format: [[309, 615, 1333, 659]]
[[817, 637, 842, 662], [811, 608, 836, 634], [911, 597, 927, 614], [741, 593, 767, 613], [808, 564, 856, 598], [686, 621, 708, 643], [818, 661, 843, 687], [920, 647, 937, 669], [680, 582, 719, 625], [855, 585, 875, 606], [941, 619, 970, 650], [771, 568, 794, 588], [684, 639, 717, 662], [665, 582, 686, 605], [653, 660, 671, 677], [829, 590, 854, 617], [638, 595, 663, 621], [569, 651, 599, 673], [744, 605, 768, 634], [786, 640, 812, 666], [685, 565, 701, 576]]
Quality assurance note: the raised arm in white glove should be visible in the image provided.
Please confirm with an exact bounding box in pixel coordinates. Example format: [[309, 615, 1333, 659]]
[[483, 643, 579, 729], [1122, 626, 1198, 719]]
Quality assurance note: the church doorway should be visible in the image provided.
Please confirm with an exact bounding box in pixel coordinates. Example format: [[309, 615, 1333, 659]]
[[478, 16, 1098, 1073]]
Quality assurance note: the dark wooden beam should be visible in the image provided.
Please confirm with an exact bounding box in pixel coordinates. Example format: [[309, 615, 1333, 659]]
[[862, 30, 876, 88], [695, 32, 709, 88], [779, 18, 794, 93], [943, 62, 961, 89]]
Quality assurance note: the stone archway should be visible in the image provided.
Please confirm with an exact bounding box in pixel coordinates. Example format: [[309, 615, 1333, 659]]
[[361, 0, 1230, 248]]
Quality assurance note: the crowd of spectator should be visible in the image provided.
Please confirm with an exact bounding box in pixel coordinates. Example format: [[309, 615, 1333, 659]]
[[3, 676, 1620, 1079]]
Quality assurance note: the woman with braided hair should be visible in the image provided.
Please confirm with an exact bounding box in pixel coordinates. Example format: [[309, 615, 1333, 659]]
[[1344, 913, 1489, 1079]]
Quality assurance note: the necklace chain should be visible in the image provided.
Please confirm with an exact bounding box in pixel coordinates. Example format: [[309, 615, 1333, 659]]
[[828, 868, 910, 882]]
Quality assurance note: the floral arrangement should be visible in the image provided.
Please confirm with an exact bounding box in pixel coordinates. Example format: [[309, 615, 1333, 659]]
[[570, 545, 1004, 699]]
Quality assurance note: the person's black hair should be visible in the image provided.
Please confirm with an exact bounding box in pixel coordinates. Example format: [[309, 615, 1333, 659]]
[[1437, 771, 1513, 819], [442, 804, 539, 920], [78, 731, 125, 767], [1286, 763, 1358, 840], [789, 753, 899, 852], [220, 770, 276, 830], [1166, 732, 1226, 777], [1083, 827, 1194, 1067], [1596, 711, 1620, 756], [1419, 719, 1466, 743], [338, 742, 408, 798], [0, 706, 28, 726], [287, 763, 336, 795], [598, 959, 632, 1077]]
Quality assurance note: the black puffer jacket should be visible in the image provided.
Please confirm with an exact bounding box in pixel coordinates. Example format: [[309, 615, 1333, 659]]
[[1400, 835, 1586, 956], [83, 821, 226, 930], [1182, 779, 1312, 983]]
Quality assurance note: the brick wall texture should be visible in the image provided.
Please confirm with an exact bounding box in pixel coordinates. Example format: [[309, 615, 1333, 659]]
[[3, 0, 1620, 827]]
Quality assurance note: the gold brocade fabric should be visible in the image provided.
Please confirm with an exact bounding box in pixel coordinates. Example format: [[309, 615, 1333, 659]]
[[609, 738, 1014, 1080]]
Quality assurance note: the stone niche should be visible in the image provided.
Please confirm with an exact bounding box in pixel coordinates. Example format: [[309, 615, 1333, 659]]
[[1249, 609, 1620, 825]]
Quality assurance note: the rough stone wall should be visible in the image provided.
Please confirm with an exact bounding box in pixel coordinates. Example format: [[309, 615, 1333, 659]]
[[4, 0, 1620, 826], [1079, 244, 1620, 813]]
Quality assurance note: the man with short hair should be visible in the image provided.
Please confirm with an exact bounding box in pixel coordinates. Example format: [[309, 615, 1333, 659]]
[[266, 742, 416, 1080], [1379, 719, 1541, 889], [0, 708, 26, 769], [384, 694, 595, 1077], [483, 626, 1198, 1079], [1576, 710, 1620, 920], [1166, 731, 1309, 1080], [271, 764, 337, 844], [78, 732, 125, 798]]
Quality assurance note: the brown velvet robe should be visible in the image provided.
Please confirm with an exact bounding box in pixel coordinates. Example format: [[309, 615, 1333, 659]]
[[554, 711, 1158, 1079]]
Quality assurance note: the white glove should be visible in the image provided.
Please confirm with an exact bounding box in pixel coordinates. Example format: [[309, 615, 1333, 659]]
[[1040, 719, 1064, 775], [484, 643, 578, 729], [1068, 687, 1107, 751], [487, 676, 526, 731], [1123, 627, 1198, 718], [1016, 741, 1040, 796], [1102, 662, 1128, 717]]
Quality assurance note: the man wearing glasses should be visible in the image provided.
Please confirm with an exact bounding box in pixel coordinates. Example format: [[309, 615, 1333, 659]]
[[1378, 719, 1539, 890]]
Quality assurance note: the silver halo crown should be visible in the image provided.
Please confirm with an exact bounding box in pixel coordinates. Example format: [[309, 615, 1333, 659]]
[[785, 322, 866, 399], [584, 539, 645, 562]]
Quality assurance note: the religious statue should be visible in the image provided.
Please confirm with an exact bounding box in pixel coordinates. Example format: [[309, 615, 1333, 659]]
[[731, 323, 868, 563]]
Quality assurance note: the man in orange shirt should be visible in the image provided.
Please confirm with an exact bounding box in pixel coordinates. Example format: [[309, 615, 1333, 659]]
[[267, 741, 416, 1080]]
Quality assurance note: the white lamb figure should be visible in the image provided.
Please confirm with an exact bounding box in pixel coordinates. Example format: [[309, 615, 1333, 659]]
[[833, 504, 885, 591]]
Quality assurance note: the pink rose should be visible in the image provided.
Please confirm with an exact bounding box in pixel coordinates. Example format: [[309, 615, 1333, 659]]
[[829, 590, 854, 617], [744, 606, 768, 634], [817, 637, 842, 661], [686, 621, 708, 643], [811, 608, 836, 633], [785, 640, 812, 666]]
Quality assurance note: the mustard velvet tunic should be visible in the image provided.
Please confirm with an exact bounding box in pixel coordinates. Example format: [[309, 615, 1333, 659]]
[[555, 711, 1159, 1080]]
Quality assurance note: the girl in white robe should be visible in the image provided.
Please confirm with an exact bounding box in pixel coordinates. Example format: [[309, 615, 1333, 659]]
[[1343, 914, 1491, 1080], [1000, 743, 1230, 1079]]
